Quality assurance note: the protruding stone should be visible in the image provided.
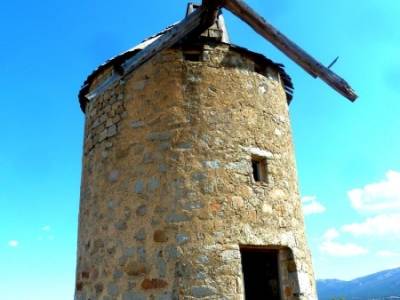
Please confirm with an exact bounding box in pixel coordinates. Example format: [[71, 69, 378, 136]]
[[159, 164, 168, 173], [108, 170, 119, 182], [107, 125, 117, 137], [137, 247, 146, 262], [221, 250, 240, 262], [148, 177, 160, 192], [95, 283, 104, 294], [156, 292, 173, 300], [131, 120, 145, 128], [124, 247, 135, 257], [134, 180, 144, 194], [115, 221, 127, 231], [135, 228, 146, 241], [165, 214, 190, 223], [156, 256, 167, 278], [191, 286, 217, 298], [141, 278, 168, 290], [203, 160, 220, 169], [124, 262, 147, 276], [166, 245, 181, 260], [107, 283, 119, 296], [136, 205, 147, 216], [122, 291, 147, 300], [147, 132, 171, 142], [176, 233, 189, 245], [153, 230, 168, 243], [133, 80, 147, 91]]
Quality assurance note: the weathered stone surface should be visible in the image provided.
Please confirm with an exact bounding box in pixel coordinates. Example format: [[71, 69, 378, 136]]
[[75, 44, 317, 300], [148, 177, 160, 192], [136, 205, 147, 216], [122, 291, 146, 300], [141, 278, 168, 289], [134, 228, 146, 241], [221, 250, 240, 262], [156, 256, 167, 278], [134, 179, 144, 194], [156, 292, 173, 300], [191, 286, 217, 298], [108, 170, 119, 182], [107, 282, 119, 296], [153, 230, 169, 243], [131, 120, 145, 128], [147, 132, 171, 142], [124, 262, 147, 276], [114, 220, 127, 231], [176, 233, 189, 245], [95, 283, 104, 294], [203, 160, 220, 169], [165, 214, 190, 223]]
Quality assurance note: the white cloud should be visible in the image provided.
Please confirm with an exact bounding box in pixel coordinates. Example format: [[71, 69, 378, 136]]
[[302, 195, 326, 215], [8, 240, 19, 247], [323, 228, 340, 240], [320, 241, 368, 257], [341, 213, 400, 237], [320, 228, 368, 257], [42, 225, 51, 232], [348, 170, 400, 213], [377, 250, 400, 257]]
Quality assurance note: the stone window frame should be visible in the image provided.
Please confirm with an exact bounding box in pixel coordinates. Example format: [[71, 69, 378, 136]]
[[244, 147, 273, 185], [251, 155, 267, 183]]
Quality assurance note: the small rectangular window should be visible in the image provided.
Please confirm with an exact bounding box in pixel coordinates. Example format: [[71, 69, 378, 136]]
[[183, 51, 203, 62], [251, 156, 267, 183], [240, 247, 281, 300]]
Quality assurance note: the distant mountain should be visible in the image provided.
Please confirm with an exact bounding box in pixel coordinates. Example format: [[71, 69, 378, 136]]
[[317, 267, 400, 300]]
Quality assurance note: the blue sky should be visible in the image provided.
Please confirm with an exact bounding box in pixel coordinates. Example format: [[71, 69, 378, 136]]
[[1, 0, 399, 299]]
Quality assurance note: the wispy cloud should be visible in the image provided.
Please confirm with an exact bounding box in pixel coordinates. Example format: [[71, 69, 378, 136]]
[[320, 228, 368, 257], [341, 171, 400, 240], [41, 225, 51, 232], [302, 195, 326, 216], [342, 213, 400, 238], [377, 250, 400, 257], [348, 170, 400, 213], [38, 225, 54, 241], [319, 171, 400, 258], [8, 240, 19, 247]]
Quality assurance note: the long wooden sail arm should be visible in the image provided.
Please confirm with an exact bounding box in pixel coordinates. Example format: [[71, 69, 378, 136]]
[[223, 0, 358, 101], [84, 0, 357, 102]]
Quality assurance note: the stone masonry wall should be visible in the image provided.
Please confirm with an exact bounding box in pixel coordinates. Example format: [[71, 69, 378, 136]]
[[75, 43, 317, 300]]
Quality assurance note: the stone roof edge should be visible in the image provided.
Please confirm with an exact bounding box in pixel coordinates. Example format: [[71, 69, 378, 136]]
[[78, 28, 294, 112]]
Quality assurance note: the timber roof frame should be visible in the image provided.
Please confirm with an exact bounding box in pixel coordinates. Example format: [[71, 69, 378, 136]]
[[79, 0, 357, 112]]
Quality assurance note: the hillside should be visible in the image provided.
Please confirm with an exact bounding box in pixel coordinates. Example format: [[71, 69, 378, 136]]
[[317, 267, 400, 300]]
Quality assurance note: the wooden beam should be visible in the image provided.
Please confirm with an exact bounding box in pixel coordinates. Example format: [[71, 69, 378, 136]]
[[85, 3, 223, 101], [122, 4, 219, 76], [224, 0, 358, 101]]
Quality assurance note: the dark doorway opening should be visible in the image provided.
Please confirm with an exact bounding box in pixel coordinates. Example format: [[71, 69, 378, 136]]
[[240, 247, 281, 300]]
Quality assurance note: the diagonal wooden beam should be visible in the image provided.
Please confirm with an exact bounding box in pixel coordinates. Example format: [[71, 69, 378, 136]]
[[122, 2, 222, 77], [224, 0, 358, 101], [85, 2, 223, 101]]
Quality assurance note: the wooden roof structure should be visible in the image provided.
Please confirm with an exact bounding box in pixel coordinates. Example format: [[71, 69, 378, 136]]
[[79, 0, 357, 111]]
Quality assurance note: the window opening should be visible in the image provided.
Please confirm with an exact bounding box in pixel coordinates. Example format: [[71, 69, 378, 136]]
[[183, 51, 203, 62], [240, 247, 281, 300], [251, 156, 267, 182]]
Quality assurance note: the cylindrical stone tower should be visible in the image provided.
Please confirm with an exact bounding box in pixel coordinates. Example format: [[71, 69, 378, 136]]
[[75, 9, 317, 300]]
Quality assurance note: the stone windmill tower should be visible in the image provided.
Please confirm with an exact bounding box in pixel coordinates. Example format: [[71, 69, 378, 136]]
[[75, 1, 357, 300]]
